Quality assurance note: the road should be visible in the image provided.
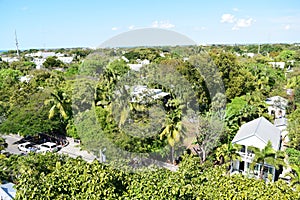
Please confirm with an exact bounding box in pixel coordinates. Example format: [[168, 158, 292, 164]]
[[2, 134, 178, 171], [2, 134, 23, 155]]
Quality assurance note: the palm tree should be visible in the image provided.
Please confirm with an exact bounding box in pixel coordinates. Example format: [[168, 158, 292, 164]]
[[249, 140, 286, 180], [285, 164, 300, 191], [45, 90, 72, 121], [160, 99, 183, 163], [215, 142, 241, 168]]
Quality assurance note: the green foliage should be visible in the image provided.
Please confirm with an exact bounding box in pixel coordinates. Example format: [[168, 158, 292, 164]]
[[0, 90, 63, 136], [287, 108, 300, 150], [1, 154, 298, 199], [10, 61, 36, 73], [123, 48, 160, 62], [0, 68, 22, 89], [43, 56, 65, 69], [277, 50, 296, 61], [248, 141, 286, 180], [285, 148, 300, 166], [225, 93, 269, 140]]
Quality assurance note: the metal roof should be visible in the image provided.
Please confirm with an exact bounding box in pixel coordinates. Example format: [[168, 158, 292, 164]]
[[232, 117, 281, 150]]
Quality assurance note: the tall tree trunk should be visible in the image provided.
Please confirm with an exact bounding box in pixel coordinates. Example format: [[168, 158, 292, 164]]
[[260, 163, 265, 180], [171, 146, 175, 164]]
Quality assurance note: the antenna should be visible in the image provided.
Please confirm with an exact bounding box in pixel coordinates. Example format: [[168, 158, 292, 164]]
[[15, 30, 20, 59]]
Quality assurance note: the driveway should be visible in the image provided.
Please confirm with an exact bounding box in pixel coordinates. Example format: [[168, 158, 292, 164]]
[[1, 134, 97, 162], [1, 134, 23, 155]]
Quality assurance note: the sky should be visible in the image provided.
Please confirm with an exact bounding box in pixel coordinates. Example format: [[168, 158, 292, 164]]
[[1, 0, 300, 50]]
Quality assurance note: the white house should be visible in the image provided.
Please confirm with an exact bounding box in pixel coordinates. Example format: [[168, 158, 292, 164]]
[[130, 85, 169, 103], [57, 56, 73, 64], [274, 118, 289, 149], [0, 182, 16, 200], [33, 58, 46, 69], [231, 117, 281, 182], [268, 62, 285, 69], [127, 64, 143, 71], [265, 96, 288, 118]]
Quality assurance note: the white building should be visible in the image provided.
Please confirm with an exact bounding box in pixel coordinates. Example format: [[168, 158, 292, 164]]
[[268, 62, 285, 69], [0, 182, 16, 200], [131, 85, 169, 103], [265, 96, 288, 118], [231, 117, 281, 182], [57, 56, 73, 64], [33, 58, 46, 69]]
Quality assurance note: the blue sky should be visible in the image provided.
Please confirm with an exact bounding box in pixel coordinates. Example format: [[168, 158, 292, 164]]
[[1, 0, 300, 49]]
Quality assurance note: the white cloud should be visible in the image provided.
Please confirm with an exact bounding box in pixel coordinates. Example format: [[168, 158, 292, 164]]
[[232, 18, 254, 30], [284, 24, 291, 30], [220, 14, 255, 30], [220, 14, 235, 23], [151, 20, 175, 29], [128, 25, 135, 30], [233, 8, 239, 12], [111, 27, 119, 31]]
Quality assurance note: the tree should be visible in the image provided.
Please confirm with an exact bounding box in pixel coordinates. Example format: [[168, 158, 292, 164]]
[[285, 164, 300, 191], [249, 141, 286, 180], [45, 90, 72, 121], [215, 142, 241, 168], [287, 108, 300, 150], [194, 113, 225, 164], [43, 56, 65, 69], [160, 99, 183, 162]]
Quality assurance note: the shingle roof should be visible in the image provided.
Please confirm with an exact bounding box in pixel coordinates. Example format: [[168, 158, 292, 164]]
[[232, 117, 281, 150]]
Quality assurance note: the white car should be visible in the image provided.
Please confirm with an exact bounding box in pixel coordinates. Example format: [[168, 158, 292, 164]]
[[37, 142, 59, 153], [18, 142, 38, 153]]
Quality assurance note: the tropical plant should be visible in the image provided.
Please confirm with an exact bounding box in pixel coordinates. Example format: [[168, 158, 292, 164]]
[[160, 99, 184, 162], [285, 164, 300, 191], [215, 142, 241, 167], [45, 90, 72, 121], [249, 141, 286, 180]]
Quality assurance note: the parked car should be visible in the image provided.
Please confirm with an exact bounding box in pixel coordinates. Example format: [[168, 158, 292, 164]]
[[18, 142, 38, 153], [37, 142, 59, 153]]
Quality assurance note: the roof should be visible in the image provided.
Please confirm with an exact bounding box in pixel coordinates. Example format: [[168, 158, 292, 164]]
[[232, 117, 281, 150], [265, 96, 288, 109], [0, 182, 16, 199], [274, 118, 288, 127]]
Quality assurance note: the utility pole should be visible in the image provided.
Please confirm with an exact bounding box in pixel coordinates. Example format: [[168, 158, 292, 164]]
[[15, 30, 20, 59]]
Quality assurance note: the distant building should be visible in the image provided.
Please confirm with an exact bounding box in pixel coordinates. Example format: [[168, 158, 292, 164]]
[[19, 75, 33, 83], [243, 53, 255, 58], [1, 56, 19, 63], [57, 56, 73, 64], [33, 58, 46, 69], [130, 85, 169, 103], [268, 62, 285, 69], [128, 64, 143, 71], [121, 56, 129, 62], [265, 96, 288, 118]]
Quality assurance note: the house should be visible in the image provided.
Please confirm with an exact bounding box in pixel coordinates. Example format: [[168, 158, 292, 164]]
[[130, 85, 169, 103], [127, 64, 143, 71], [265, 96, 288, 118], [274, 118, 289, 149], [0, 182, 16, 200], [33, 57, 46, 69], [243, 53, 255, 58], [231, 117, 281, 182], [268, 62, 285, 69], [57, 56, 73, 64]]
